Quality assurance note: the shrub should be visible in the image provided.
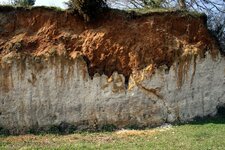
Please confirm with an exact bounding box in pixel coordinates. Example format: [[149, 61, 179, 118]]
[[100, 124, 117, 131], [65, 0, 108, 22], [13, 0, 36, 7]]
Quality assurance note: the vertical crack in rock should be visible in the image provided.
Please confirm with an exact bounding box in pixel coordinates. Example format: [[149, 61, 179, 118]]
[[190, 55, 197, 85]]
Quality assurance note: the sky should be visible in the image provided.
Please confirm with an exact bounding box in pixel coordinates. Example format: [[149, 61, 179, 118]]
[[0, 0, 68, 8], [35, 0, 68, 8]]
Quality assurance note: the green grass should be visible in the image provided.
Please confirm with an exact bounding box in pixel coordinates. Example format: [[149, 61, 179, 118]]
[[0, 5, 65, 12], [1, 117, 225, 150], [127, 7, 175, 14], [125, 7, 205, 18]]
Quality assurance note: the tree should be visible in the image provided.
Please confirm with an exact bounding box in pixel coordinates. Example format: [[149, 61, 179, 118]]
[[108, 0, 165, 8], [143, 0, 166, 8], [109, 0, 224, 11], [13, 0, 35, 7], [65, 0, 108, 21], [178, 0, 186, 9]]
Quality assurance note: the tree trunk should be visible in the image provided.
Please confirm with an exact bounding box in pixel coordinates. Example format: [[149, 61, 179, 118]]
[[178, 0, 186, 9]]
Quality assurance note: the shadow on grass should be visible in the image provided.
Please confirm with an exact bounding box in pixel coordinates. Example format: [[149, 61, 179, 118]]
[[0, 123, 121, 137], [1, 115, 224, 137], [1, 107, 225, 136], [178, 106, 225, 126], [187, 115, 225, 126]]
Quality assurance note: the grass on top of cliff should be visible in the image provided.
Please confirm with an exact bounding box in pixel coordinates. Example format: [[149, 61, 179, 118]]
[[0, 4, 204, 18], [0, 5, 64, 12], [1, 117, 225, 150], [126, 7, 205, 18]]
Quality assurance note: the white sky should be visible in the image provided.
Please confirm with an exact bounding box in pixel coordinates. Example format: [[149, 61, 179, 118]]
[[0, 0, 69, 8], [35, 0, 68, 8]]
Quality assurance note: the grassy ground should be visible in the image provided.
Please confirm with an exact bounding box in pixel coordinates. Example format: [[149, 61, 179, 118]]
[[125, 7, 205, 18], [1, 117, 225, 150]]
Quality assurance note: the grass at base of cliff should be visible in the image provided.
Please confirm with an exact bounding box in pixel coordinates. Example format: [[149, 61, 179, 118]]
[[1, 117, 225, 150]]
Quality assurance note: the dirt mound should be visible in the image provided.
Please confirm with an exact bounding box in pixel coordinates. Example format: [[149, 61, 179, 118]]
[[0, 6, 219, 78]]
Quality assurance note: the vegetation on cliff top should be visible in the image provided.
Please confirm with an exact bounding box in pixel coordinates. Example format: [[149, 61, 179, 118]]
[[0, 5, 204, 18], [12, 0, 36, 7], [65, 0, 108, 21]]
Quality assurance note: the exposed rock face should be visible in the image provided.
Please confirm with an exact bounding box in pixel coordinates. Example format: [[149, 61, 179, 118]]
[[0, 7, 224, 134]]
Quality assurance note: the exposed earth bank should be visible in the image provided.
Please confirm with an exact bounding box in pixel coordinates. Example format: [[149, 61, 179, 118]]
[[0, 6, 224, 134]]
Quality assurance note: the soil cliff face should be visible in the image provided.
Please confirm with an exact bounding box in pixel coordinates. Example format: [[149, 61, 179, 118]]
[[0, 7, 224, 134]]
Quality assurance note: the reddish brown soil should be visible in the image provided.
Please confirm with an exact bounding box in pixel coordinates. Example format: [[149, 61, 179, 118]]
[[0, 7, 219, 78]]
